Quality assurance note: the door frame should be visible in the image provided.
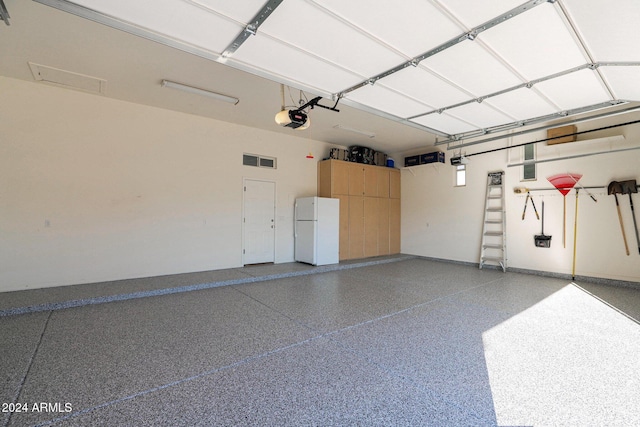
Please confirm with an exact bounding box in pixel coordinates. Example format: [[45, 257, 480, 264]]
[[242, 178, 277, 266]]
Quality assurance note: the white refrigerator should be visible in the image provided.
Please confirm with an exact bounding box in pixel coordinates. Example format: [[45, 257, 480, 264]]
[[294, 197, 339, 265]]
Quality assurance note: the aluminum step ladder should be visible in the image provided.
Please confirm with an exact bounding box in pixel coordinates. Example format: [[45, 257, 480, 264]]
[[480, 171, 506, 272]]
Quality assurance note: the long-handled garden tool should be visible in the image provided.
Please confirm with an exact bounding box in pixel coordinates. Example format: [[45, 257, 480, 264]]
[[572, 189, 579, 280], [568, 173, 597, 202], [621, 179, 639, 254], [521, 191, 540, 220], [534, 200, 551, 248], [607, 181, 630, 256], [548, 173, 582, 248]]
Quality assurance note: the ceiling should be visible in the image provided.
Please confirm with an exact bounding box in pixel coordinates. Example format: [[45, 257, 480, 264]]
[[2, 0, 640, 154]]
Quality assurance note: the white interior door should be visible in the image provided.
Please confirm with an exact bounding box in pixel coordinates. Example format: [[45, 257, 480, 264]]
[[243, 179, 276, 265]]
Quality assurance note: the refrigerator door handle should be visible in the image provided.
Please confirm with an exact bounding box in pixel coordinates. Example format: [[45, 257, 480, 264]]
[[294, 202, 298, 238]]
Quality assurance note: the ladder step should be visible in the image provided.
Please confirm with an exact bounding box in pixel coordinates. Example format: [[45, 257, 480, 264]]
[[485, 220, 502, 224], [484, 232, 503, 236], [482, 256, 504, 262], [486, 208, 503, 212], [483, 244, 503, 249]]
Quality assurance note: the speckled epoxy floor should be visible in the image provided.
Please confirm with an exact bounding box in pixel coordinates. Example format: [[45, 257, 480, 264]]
[[1, 257, 639, 426]]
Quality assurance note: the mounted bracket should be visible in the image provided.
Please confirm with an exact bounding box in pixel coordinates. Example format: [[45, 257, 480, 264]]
[[295, 96, 340, 114]]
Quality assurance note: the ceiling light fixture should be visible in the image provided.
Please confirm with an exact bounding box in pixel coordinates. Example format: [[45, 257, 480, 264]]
[[161, 80, 239, 105], [333, 125, 375, 139]]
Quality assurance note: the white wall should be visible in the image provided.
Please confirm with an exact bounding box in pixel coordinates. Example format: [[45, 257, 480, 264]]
[[3, 76, 637, 291], [399, 113, 640, 283], [0, 77, 339, 291]]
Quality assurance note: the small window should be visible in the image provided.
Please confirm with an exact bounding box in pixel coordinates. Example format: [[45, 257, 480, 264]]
[[523, 143, 536, 180], [243, 153, 276, 169], [456, 164, 466, 186]]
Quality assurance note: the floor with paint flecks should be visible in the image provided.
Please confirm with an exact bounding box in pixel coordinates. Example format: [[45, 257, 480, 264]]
[[1, 257, 639, 426]]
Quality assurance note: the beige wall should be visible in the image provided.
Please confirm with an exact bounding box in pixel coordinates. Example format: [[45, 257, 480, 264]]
[[3, 75, 638, 291], [397, 112, 640, 283], [0, 77, 338, 291]]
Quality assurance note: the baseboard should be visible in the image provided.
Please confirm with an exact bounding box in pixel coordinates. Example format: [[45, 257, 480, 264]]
[[413, 255, 640, 290]]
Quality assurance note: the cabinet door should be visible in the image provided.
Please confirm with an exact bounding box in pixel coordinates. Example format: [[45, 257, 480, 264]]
[[336, 195, 350, 260], [377, 168, 390, 198], [348, 164, 365, 196], [318, 160, 331, 197], [332, 160, 350, 195], [378, 198, 390, 256], [389, 169, 401, 199], [363, 166, 378, 197], [348, 196, 364, 259], [390, 198, 401, 254], [364, 197, 379, 257]]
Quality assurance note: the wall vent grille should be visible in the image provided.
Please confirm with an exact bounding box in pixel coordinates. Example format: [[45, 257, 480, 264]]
[[243, 154, 276, 169]]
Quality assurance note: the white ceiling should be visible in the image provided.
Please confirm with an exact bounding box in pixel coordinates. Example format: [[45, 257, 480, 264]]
[[2, 0, 640, 154]]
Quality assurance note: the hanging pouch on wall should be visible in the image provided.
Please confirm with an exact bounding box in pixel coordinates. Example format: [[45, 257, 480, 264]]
[[534, 200, 552, 248]]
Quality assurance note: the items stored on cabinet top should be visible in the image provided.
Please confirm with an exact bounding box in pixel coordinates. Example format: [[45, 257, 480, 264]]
[[329, 146, 391, 167]]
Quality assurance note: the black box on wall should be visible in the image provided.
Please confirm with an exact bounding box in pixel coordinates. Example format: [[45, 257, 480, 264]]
[[404, 155, 420, 167], [405, 151, 445, 167], [420, 152, 445, 164]]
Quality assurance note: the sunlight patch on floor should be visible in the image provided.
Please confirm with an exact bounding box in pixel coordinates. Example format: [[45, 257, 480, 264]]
[[482, 283, 640, 426]]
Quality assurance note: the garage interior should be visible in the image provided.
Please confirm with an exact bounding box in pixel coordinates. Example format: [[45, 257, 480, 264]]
[[1, 0, 639, 425]]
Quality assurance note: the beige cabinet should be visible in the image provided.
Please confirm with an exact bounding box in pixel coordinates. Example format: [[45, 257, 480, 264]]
[[364, 167, 378, 197], [364, 197, 379, 257], [336, 194, 350, 259], [390, 198, 401, 254], [377, 168, 390, 198], [318, 159, 349, 195], [318, 159, 401, 260], [378, 198, 390, 256], [348, 163, 365, 196], [348, 195, 364, 259], [390, 169, 401, 199]]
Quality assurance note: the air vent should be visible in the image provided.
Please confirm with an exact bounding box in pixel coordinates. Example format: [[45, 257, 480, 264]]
[[243, 154, 276, 169], [28, 62, 107, 95]]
